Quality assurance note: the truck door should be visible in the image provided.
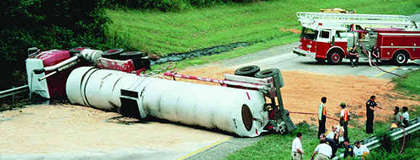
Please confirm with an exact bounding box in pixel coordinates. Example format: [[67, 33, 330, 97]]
[[315, 30, 331, 58]]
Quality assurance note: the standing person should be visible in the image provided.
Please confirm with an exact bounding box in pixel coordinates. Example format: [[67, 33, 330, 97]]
[[353, 141, 369, 160], [402, 106, 410, 127], [365, 95, 377, 134], [343, 140, 354, 159], [318, 97, 327, 138], [340, 102, 349, 140], [311, 139, 332, 160], [291, 132, 304, 160]]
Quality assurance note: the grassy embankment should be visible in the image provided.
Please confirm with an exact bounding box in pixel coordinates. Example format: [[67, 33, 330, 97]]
[[107, 0, 419, 69], [227, 70, 420, 160]]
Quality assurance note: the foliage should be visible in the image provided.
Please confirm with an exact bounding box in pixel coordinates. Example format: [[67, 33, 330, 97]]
[[0, 0, 110, 89], [107, 0, 418, 57], [105, 0, 266, 11]]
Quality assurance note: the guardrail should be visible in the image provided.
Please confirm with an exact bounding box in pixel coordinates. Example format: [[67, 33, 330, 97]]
[[333, 117, 420, 159], [0, 85, 29, 99]]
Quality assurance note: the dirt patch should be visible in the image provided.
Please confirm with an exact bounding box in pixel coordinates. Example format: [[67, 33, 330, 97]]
[[177, 65, 420, 128], [0, 105, 228, 154], [280, 28, 301, 34]]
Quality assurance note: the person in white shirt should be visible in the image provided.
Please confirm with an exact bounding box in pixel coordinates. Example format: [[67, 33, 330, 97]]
[[291, 132, 304, 160], [311, 139, 332, 160], [402, 106, 410, 127], [353, 141, 369, 160]]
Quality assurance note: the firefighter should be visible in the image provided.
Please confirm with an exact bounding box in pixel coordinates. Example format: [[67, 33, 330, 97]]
[[318, 97, 327, 138], [348, 45, 359, 67], [339, 102, 349, 140], [365, 95, 377, 134], [291, 132, 304, 160]]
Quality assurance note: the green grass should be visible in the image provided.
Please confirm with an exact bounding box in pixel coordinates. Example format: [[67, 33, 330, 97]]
[[107, 0, 419, 58], [393, 70, 420, 97]]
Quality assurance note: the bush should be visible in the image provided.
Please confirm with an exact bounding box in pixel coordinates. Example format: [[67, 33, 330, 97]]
[[0, 0, 109, 89]]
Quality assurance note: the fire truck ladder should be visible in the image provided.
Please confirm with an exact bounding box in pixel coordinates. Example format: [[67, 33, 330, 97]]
[[297, 12, 418, 30], [333, 116, 420, 159]]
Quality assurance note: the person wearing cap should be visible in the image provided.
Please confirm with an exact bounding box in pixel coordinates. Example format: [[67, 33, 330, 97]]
[[340, 102, 349, 140], [343, 139, 354, 159], [311, 139, 332, 160], [365, 95, 377, 133], [291, 132, 304, 160], [353, 141, 369, 160], [318, 97, 327, 138]]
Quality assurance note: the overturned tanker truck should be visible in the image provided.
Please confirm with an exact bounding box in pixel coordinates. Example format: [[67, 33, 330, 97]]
[[25, 47, 295, 137]]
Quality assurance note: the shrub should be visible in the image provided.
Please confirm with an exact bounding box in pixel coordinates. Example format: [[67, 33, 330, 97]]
[[0, 0, 109, 89]]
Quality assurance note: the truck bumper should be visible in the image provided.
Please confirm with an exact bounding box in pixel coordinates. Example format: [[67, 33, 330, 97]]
[[293, 48, 316, 58]]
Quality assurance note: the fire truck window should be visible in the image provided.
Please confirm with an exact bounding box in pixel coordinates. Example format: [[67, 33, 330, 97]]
[[336, 31, 342, 38], [320, 31, 329, 38], [301, 27, 318, 40]]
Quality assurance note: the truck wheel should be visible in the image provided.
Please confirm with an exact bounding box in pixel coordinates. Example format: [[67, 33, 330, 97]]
[[234, 65, 260, 77], [119, 51, 145, 60], [316, 58, 325, 64], [393, 51, 408, 66], [102, 48, 124, 59], [327, 52, 343, 65], [255, 68, 284, 88]]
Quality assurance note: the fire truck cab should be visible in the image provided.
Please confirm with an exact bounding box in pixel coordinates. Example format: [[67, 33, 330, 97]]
[[293, 12, 419, 65]]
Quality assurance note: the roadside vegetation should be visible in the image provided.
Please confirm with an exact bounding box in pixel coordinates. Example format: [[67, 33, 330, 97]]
[[107, 0, 418, 57], [226, 71, 420, 160], [393, 70, 420, 97]]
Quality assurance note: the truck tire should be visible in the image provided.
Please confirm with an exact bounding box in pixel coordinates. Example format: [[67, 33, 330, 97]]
[[393, 51, 408, 66], [255, 68, 284, 88], [327, 51, 343, 65], [69, 47, 89, 56], [119, 51, 145, 60], [102, 48, 124, 59], [234, 65, 260, 77]]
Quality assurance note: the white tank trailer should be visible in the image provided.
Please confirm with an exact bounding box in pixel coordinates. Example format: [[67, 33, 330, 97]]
[[66, 67, 272, 137]]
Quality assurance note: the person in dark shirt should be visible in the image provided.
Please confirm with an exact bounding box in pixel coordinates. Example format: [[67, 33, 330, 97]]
[[343, 140, 354, 159], [366, 95, 377, 133]]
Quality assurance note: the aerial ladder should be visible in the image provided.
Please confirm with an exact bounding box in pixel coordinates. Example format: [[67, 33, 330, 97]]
[[296, 12, 418, 31]]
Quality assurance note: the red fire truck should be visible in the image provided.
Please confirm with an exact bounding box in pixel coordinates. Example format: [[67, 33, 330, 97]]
[[293, 12, 419, 65]]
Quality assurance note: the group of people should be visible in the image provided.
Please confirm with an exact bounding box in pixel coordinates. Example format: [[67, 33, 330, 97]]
[[292, 132, 370, 160], [291, 95, 413, 160], [391, 106, 410, 128]]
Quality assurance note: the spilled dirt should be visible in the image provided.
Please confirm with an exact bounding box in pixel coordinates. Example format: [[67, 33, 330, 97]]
[[178, 65, 420, 128], [0, 105, 228, 154]]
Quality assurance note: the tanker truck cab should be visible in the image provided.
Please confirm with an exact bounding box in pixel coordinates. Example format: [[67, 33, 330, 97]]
[[294, 27, 348, 64]]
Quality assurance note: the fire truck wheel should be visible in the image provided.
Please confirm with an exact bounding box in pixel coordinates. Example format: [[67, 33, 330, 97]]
[[327, 51, 343, 65], [255, 68, 284, 88], [234, 65, 260, 77], [393, 51, 408, 66], [102, 48, 124, 59]]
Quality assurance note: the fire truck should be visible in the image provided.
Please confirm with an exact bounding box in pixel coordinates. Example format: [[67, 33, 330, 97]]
[[293, 12, 419, 65]]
